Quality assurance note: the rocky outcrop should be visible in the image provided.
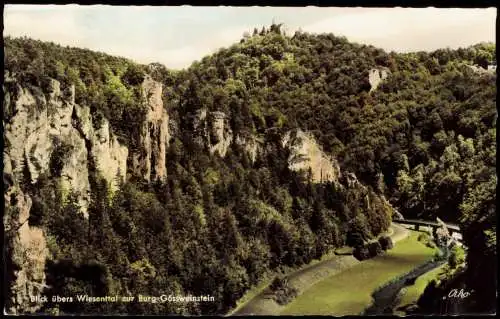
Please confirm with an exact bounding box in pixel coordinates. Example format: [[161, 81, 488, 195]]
[[3, 100, 48, 314], [193, 109, 234, 158], [235, 134, 262, 163], [4, 79, 92, 215], [89, 118, 128, 192], [208, 111, 233, 157], [467, 64, 497, 74], [3, 74, 171, 314], [4, 77, 133, 216], [282, 129, 341, 183], [368, 68, 389, 92], [72, 102, 127, 197], [4, 73, 169, 213], [4, 185, 49, 314], [131, 75, 169, 182]]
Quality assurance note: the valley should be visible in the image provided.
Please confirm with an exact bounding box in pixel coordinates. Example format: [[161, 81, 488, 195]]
[[3, 21, 496, 316], [232, 223, 449, 316]]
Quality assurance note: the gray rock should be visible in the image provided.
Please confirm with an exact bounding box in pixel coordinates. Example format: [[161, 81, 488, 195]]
[[4, 186, 48, 314], [134, 75, 169, 182], [3, 74, 173, 314], [208, 111, 233, 157], [368, 68, 390, 92], [282, 129, 341, 183]]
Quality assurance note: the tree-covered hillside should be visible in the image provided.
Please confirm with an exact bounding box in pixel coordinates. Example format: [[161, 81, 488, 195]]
[[3, 25, 496, 315], [4, 36, 150, 149], [166, 27, 496, 313]]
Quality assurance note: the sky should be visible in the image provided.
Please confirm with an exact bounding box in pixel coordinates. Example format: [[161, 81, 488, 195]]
[[4, 5, 497, 70]]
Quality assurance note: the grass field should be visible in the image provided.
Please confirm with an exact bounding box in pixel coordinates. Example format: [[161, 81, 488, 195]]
[[394, 264, 447, 315], [226, 272, 274, 316], [227, 250, 340, 316], [280, 231, 438, 316]]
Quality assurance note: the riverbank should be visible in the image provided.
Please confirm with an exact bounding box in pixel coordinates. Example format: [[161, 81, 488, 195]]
[[230, 223, 410, 316], [280, 230, 436, 315], [230, 253, 360, 315], [363, 259, 447, 315], [393, 264, 448, 315]]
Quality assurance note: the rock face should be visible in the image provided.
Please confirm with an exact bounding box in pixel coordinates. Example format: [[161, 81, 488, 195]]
[[2, 75, 150, 314], [131, 75, 169, 182], [208, 111, 233, 157], [368, 68, 389, 92], [282, 129, 341, 183], [467, 64, 497, 74], [89, 118, 128, 192], [4, 77, 134, 217], [4, 74, 168, 213], [4, 79, 92, 215], [4, 185, 49, 314], [193, 109, 234, 158], [235, 134, 261, 163]]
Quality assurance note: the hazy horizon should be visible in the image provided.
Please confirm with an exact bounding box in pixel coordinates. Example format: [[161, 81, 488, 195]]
[[4, 5, 497, 70]]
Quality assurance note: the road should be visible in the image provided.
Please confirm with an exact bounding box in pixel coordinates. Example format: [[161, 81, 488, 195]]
[[390, 223, 410, 243], [231, 223, 409, 316]]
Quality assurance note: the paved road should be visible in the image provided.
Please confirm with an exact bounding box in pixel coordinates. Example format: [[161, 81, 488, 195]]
[[391, 223, 410, 243]]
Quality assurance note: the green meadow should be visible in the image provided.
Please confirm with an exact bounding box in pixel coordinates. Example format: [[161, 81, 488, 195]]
[[394, 264, 448, 315], [281, 231, 438, 316]]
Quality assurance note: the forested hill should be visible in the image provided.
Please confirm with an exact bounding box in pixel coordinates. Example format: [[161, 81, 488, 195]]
[[3, 25, 496, 315]]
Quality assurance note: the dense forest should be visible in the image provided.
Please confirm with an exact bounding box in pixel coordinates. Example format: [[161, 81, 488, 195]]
[[3, 24, 496, 315]]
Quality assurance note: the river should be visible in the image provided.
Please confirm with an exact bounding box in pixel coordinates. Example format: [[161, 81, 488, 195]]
[[363, 258, 447, 315]]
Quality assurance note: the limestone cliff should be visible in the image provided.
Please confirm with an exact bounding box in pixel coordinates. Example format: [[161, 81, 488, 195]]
[[208, 111, 233, 157], [131, 75, 169, 182], [467, 64, 497, 75], [2, 74, 166, 314], [282, 129, 341, 183], [192, 109, 234, 158], [235, 134, 262, 163], [368, 67, 390, 92], [4, 78, 92, 215], [4, 182, 49, 314]]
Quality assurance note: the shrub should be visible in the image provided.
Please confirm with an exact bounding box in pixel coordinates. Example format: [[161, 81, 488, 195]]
[[417, 233, 430, 242], [49, 139, 74, 177], [270, 275, 288, 291], [378, 236, 394, 250], [270, 275, 298, 305], [448, 245, 466, 269], [368, 241, 383, 258], [346, 231, 365, 247], [426, 241, 437, 249], [353, 245, 370, 261], [273, 285, 298, 305], [121, 64, 146, 86], [433, 250, 446, 261]]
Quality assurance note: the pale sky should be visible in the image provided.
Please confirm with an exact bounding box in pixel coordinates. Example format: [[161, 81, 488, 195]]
[[4, 5, 497, 70]]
